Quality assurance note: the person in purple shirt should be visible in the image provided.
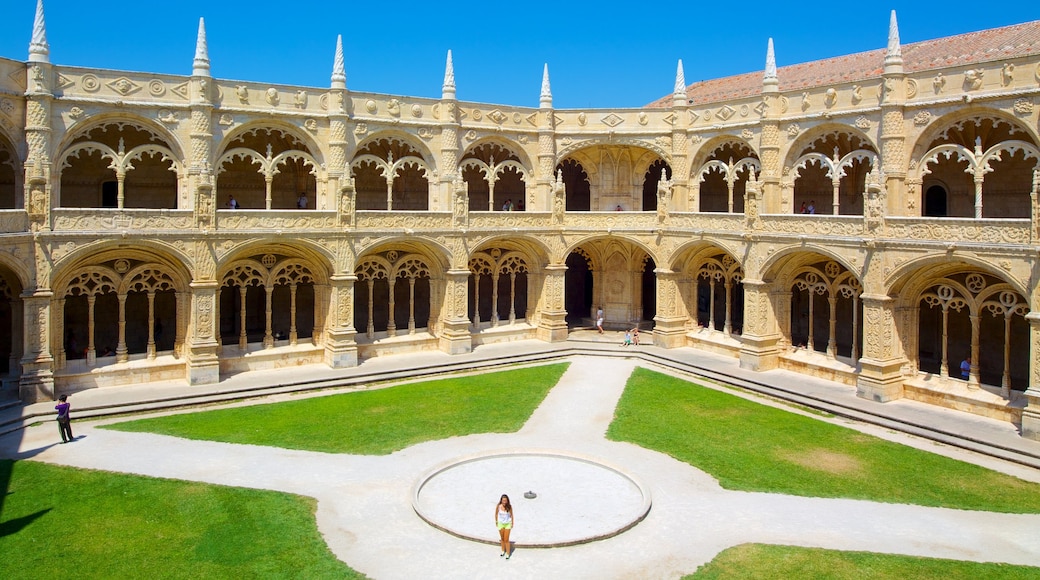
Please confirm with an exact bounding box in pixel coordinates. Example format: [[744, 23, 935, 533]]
[[55, 394, 73, 443]]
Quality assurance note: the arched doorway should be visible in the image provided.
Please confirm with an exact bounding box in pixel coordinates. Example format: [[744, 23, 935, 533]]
[[924, 185, 947, 217], [564, 251, 592, 326]]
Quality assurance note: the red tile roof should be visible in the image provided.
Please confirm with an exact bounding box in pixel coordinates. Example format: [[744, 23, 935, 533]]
[[647, 20, 1040, 108]]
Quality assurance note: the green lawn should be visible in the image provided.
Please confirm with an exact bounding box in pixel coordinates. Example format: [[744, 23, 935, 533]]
[[688, 544, 1039, 579], [0, 459, 363, 579], [104, 363, 569, 454], [607, 367, 1040, 513]]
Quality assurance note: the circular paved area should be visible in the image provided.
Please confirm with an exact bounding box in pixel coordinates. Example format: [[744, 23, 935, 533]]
[[4, 356, 1040, 579], [413, 451, 650, 546]]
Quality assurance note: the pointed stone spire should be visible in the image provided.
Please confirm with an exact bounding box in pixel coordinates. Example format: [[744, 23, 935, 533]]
[[884, 10, 904, 72], [192, 18, 210, 76], [331, 35, 346, 89], [28, 0, 49, 63], [672, 59, 686, 106], [540, 64, 552, 108], [761, 38, 777, 91], [442, 50, 456, 100]]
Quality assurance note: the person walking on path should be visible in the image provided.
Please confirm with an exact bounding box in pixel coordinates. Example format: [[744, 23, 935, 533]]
[[596, 307, 604, 334], [495, 494, 513, 559], [55, 395, 73, 443]]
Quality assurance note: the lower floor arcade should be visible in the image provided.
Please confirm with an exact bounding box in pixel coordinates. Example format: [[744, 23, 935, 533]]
[[3, 235, 1037, 437]]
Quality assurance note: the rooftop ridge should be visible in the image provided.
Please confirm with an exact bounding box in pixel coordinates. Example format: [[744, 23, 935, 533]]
[[648, 19, 1040, 108]]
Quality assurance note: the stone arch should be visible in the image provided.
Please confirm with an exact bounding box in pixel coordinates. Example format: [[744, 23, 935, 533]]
[[691, 138, 761, 214], [565, 236, 657, 329], [0, 265, 25, 377], [784, 125, 878, 216], [56, 117, 185, 209], [350, 133, 434, 211], [354, 248, 437, 339], [892, 264, 1030, 395], [471, 234, 551, 266], [762, 249, 863, 362], [672, 243, 746, 336], [910, 108, 1039, 161], [53, 249, 189, 369], [0, 131, 22, 209], [216, 123, 322, 211], [51, 242, 192, 292], [555, 158, 591, 211], [216, 120, 325, 166], [886, 253, 1029, 300], [462, 137, 534, 171], [215, 239, 335, 281], [467, 236, 549, 331], [909, 112, 1040, 218], [759, 243, 859, 286], [57, 114, 186, 160], [217, 251, 326, 350], [460, 139, 531, 212], [0, 248, 35, 293], [559, 144, 667, 211]]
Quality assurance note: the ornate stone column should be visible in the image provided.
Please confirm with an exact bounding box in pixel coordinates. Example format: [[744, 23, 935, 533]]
[[670, 61, 690, 211], [653, 269, 687, 348], [758, 39, 783, 213], [438, 269, 473, 355], [19, 291, 54, 402], [880, 11, 908, 212], [323, 274, 358, 368], [855, 294, 906, 402], [738, 280, 783, 371], [186, 281, 220, 385], [536, 264, 568, 342], [438, 51, 460, 212], [189, 19, 215, 223], [536, 65, 556, 211], [1021, 312, 1040, 440], [328, 35, 351, 215]]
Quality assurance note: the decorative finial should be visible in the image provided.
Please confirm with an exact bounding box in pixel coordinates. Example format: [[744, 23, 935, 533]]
[[764, 38, 777, 84], [885, 10, 904, 71], [193, 18, 210, 76], [674, 59, 686, 96], [887, 11, 901, 57], [331, 35, 346, 89], [29, 0, 49, 64], [540, 64, 552, 108], [442, 50, 456, 100]]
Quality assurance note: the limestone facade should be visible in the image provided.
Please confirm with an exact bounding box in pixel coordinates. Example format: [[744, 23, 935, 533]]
[[2, 4, 1040, 438]]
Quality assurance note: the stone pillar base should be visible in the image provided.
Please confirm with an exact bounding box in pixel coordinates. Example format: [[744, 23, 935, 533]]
[[18, 370, 55, 403], [1021, 390, 1040, 441], [324, 328, 358, 368], [186, 341, 220, 386], [536, 312, 568, 342], [438, 320, 472, 355], [738, 335, 781, 372], [652, 317, 687, 349], [187, 360, 219, 385], [855, 358, 905, 403]]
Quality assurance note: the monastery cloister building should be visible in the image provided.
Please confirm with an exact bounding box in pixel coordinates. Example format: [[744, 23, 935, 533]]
[[2, 2, 1040, 439]]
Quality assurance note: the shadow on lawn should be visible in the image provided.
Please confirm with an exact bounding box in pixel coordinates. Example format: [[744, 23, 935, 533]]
[[0, 504, 51, 538]]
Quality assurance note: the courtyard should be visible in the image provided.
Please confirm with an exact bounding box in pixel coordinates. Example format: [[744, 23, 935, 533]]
[[2, 338, 1040, 578]]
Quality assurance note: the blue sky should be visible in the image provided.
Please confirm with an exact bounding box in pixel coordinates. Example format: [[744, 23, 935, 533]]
[[0, 1, 1033, 109]]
